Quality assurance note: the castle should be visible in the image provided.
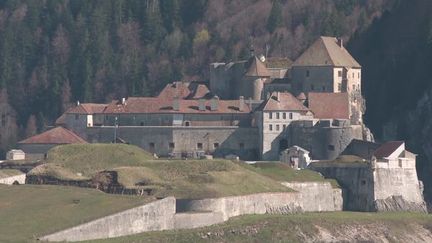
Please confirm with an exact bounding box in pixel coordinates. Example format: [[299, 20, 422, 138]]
[[18, 36, 372, 161]]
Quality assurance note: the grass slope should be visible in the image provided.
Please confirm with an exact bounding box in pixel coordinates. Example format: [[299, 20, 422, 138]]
[[44, 143, 154, 176], [0, 185, 151, 242], [243, 162, 340, 188], [86, 212, 432, 243], [31, 144, 291, 199]]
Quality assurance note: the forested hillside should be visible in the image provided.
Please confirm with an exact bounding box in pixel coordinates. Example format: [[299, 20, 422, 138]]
[[350, 0, 432, 203], [0, 0, 394, 156]]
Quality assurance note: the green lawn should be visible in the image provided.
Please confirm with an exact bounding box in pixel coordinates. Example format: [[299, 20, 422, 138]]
[[0, 184, 152, 242], [86, 212, 432, 243], [243, 162, 340, 188], [28, 144, 292, 199]]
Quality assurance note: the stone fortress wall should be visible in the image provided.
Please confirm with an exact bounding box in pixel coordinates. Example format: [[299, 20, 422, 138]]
[[41, 182, 342, 242], [309, 161, 427, 212]]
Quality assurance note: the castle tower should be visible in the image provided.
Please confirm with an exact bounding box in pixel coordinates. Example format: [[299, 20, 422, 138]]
[[242, 56, 271, 100]]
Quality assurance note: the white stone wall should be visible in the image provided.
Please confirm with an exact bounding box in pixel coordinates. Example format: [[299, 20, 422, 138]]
[[41, 197, 176, 242], [0, 174, 26, 185]]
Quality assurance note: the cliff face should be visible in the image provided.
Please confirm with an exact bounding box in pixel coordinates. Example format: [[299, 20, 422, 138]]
[[349, 0, 432, 205]]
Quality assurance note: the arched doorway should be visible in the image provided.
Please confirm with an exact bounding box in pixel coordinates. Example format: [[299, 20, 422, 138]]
[[279, 139, 288, 152]]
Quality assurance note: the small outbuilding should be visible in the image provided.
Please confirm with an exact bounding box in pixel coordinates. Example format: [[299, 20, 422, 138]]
[[18, 126, 87, 160], [6, 149, 25, 161], [280, 146, 311, 169]]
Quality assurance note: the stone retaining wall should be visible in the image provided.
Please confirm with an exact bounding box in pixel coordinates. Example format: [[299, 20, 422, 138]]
[[0, 173, 26, 185], [41, 183, 343, 242], [40, 197, 176, 242]]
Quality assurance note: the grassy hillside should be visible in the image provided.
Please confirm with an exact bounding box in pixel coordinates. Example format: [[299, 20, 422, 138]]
[[0, 185, 151, 242], [30, 144, 293, 199], [243, 162, 339, 187], [45, 143, 154, 176], [86, 212, 432, 243]]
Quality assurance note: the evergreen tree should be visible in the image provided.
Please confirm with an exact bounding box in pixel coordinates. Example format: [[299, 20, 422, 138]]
[[267, 0, 283, 33]]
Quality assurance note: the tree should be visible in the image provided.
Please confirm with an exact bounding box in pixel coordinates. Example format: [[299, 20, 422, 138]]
[[267, 0, 283, 33]]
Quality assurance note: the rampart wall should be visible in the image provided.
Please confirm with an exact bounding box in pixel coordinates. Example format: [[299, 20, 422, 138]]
[[41, 182, 342, 242]]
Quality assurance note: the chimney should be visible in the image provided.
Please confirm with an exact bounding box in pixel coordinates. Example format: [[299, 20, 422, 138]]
[[239, 96, 244, 112], [210, 96, 219, 111], [275, 92, 280, 101], [198, 99, 206, 111], [121, 98, 126, 105], [337, 38, 343, 48], [76, 100, 80, 106], [173, 97, 180, 111]]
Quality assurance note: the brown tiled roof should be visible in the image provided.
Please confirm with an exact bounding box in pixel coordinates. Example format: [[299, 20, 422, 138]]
[[373, 141, 404, 158], [293, 36, 361, 68], [158, 82, 212, 100], [158, 82, 192, 99], [55, 113, 67, 126], [245, 56, 271, 77], [19, 127, 87, 144], [103, 97, 251, 114], [265, 57, 293, 69], [296, 92, 307, 100], [308, 92, 349, 119], [257, 92, 309, 112], [67, 103, 107, 114]]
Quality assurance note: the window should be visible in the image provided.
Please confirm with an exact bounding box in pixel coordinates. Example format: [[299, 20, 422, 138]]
[[289, 113, 293, 119], [213, 143, 219, 149], [169, 143, 175, 149], [306, 70, 310, 77], [276, 113, 280, 119], [197, 143, 203, 150], [283, 113, 286, 119], [322, 86, 326, 91], [358, 72, 360, 79], [338, 83, 342, 92], [310, 84, 314, 90], [328, 145, 335, 151], [276, 125, 280, 131], [283, 125, 286, 130], [149, 143, 155, 149], [239, 143, 245, 149], [352, 84, 355, 91], [352, 72, 354, 78], [75, 114, 79, 120], [269, 124, 273, 131], [185, 121, 190, 126], [140, 122, 144, 126], [269, 112, 273, 119], [1, 114, 5, 126], [338, 70, 342, 77], [361, 180, 366, 186]]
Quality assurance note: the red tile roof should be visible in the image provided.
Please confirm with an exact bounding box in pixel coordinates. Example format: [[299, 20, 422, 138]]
[[245, 56, 271, 77], [158, 82, 192, 99], [67, 103, 107, 114], [157, 82, 211, 100], [19, 127, 87, 144], [257, 92, 309, 112], [308, 92, 350, 120], [103, 97, 251, 114], [373, 141, 404, 158]]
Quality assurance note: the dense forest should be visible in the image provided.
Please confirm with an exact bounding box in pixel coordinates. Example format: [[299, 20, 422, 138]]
[[0, 0, 394, 155]]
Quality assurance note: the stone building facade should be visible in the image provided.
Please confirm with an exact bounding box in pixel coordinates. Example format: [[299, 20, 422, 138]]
[[19, 36, 372, 161]]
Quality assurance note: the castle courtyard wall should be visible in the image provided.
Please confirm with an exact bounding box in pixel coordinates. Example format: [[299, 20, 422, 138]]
[[86, 126, 259, 160]]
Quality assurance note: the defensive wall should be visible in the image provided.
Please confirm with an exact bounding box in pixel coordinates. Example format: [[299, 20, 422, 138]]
[[0, 173, 26, 185], [41, 182, 342, 242], [309, 162, 427, 212], [86, 126, 260, 160]]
